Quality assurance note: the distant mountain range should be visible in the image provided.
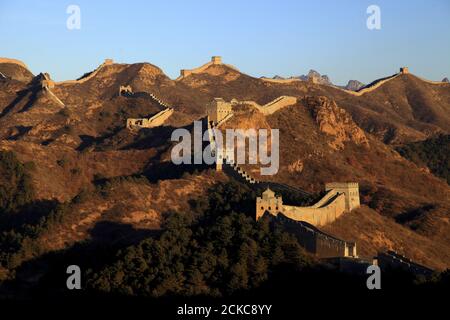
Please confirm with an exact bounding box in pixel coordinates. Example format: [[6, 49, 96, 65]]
[[270, 69, 365, 91]]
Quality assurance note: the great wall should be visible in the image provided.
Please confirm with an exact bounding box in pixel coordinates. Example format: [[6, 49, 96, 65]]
[[175, 56, 240, 81], [256, 183, 360, 227], [173, 56, 449, 97], [204, 98, 436, 263], [0, 56, 436, 274], [39, 73, 65, 107], [205, 97, 360, 225], [125, 89, 174, 130], [204, 102, 433, 271], [232, 95, 298, 115], [55, 59, 114, 86], [202, 97, 360, 258]]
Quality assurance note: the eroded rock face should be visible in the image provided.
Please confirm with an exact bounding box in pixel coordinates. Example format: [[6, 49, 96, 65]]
[[303, 96, 369, 150]]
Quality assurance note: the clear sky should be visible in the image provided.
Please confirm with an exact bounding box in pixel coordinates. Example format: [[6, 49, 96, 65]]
[[1, 0, 449, 85]]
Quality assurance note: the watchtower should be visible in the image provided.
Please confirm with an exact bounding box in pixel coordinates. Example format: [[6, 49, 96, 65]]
[[256, 188, 283, 220], [206, 98, 233, 125], [211, 56, 222, 64], [325, 182, 360, 211]]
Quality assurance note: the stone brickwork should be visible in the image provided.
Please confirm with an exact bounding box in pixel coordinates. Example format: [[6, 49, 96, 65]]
[[275, 214, 357, 258], [325, 182, 360, 211], [126, 92, 173, 130], [376, 251, 433, 276], [38, 72, 64, 106], [127, 107, 174, 129], [231, 96, 297, 115], [206, 98, 233, 125], [176, 56, 240, 80], [256, 183, 360, 226], [256, 188, 283, 218]]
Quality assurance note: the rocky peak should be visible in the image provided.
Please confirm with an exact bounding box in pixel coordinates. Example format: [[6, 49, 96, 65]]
[[298, 70, 333, 85], [303, 96, 369, 150], [345, 80, 365, 91], [442, 77, 449, 83]]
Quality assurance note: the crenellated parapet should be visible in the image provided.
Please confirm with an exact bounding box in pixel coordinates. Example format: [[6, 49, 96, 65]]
[[126, 92, 173, 130], [256, 182, 360, 226], [231, 96, 297, 115], [176, 56, 240, 80]]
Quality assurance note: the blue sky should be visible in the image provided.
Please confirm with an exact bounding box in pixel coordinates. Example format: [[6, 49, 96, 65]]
[[1, 0, 449, 84]]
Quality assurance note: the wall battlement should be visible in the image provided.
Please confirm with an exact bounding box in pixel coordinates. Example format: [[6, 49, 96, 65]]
[[176, 56, 240, 80], [376, 251, 433, 276], [275, 214, 357, 258], [256, 182, 360, 226], [127, 107, 173, 130], [206, 98, 234, 125], [232, 96, 297, 115], [126, 92, 173, 130], [178, 56, 223, 79]]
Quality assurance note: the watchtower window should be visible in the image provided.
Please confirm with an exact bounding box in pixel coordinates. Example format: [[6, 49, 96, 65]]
[[268, 206, 272, 210]]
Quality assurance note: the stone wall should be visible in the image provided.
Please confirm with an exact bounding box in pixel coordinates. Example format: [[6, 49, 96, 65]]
[[56, 59, 114, 86], [233, 96, 297, 115], [283, 193, 346, 227], [176, 56, 240, 80], [376, 251, 433, 276], [206, 98, 233, 125], [38, 73, 64, 106], [341, 74, 401, 96], [126, 91, 174, 129], [260, 77, 302, 84], [43, 86, 65, 107], [325, 182, 360, 211], [260, 96, 297, 115], [256, 183, 360, 227], [275, 214, 357, 258], [127, 107, 173, 129]]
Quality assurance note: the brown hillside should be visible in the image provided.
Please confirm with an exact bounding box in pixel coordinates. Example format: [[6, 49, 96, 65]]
[[322, 206, 450, 270], [0, 61, 34, 83], [1, 57, 449, 271], [323, 74, 450, 144]]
